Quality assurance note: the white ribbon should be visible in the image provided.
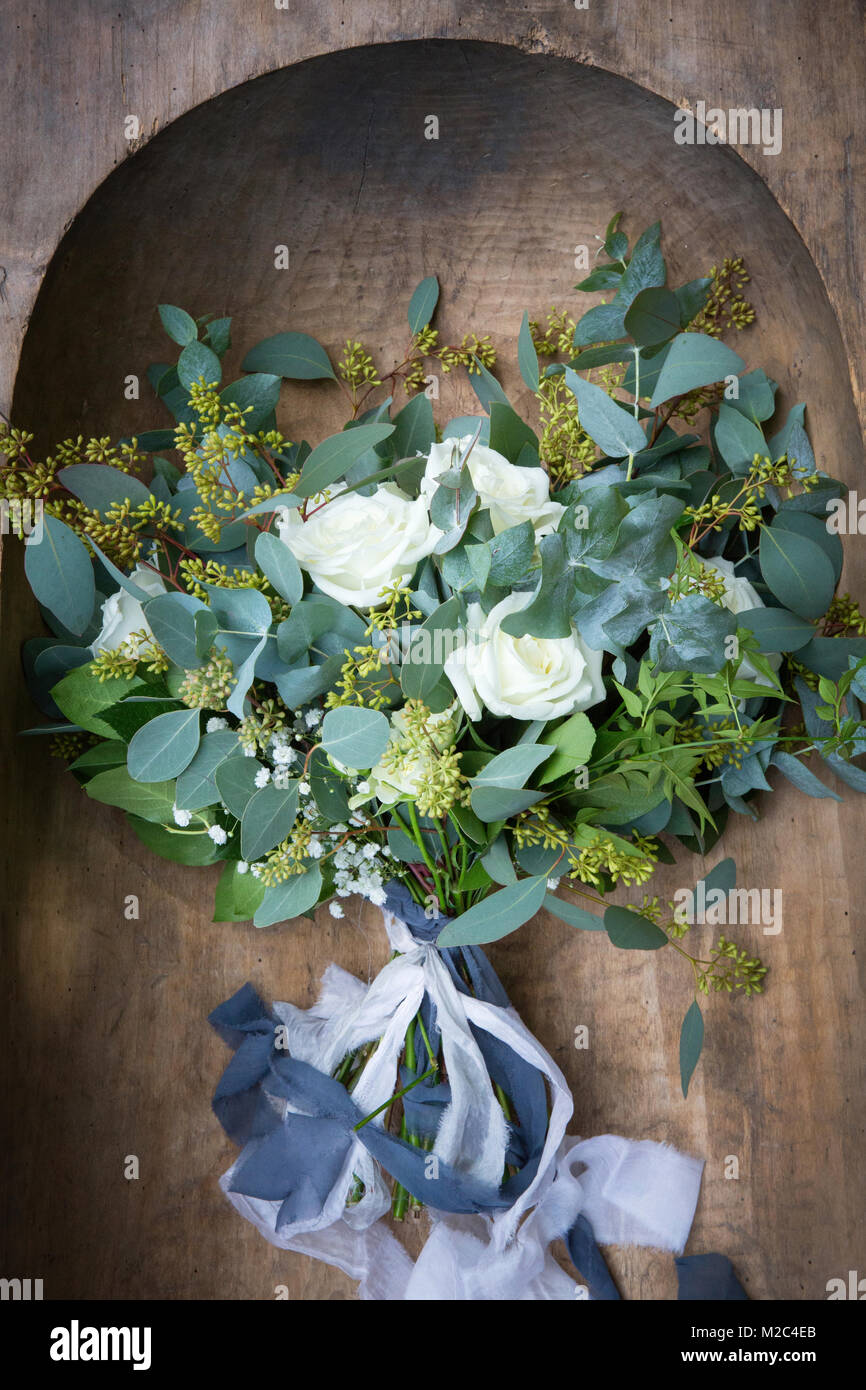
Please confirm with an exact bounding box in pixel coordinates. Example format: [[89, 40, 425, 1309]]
[[218, 910, 704, 1299]]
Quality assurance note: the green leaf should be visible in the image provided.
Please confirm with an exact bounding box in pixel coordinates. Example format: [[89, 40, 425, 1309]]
[[798, 636, 866, 680], [481, 835, 517, 885], [538, 711, 597, 784], [100, 697, 184, 742], [254, 865, 323, 927], [774, 510, 842, 581], [56, 464, 152, 511], [649, 333, 745, 408], [470, 786, 542, 821], [127, 708, 201, 782], [175, 730, 243, 811], [389, 393, 435, 459], [759, 523, 835, 620], [308, 746, 350, 822], [68, 739, 128, 780], [436, 875, 548, 947], [573, 301, 628, 349], [254, 530, 304, 605], [569, 345, 632, 371], [487, 521, 535, 586], [575, 266, 623, 293], [219, 374, 282, 431], [500, 533, 572, 640], [158, 304, 197, 346], [603, 905, 668, 950], [205, 317, 232, 357], [408, 276, 440, 334], [145, 592, 209, 669], [563, 367, 646, 458], [517, 311, 540, 390], [470, 743, 553, 789], [468, 357, 510, 411], [214, 860, 266, 921], [714, 403, 766, 474], [177, 340, 222, 390], [240, 780, 300, 861], [544, 892, 605, 931], [215, 756, 262, 819], [726, 369, 777, 424], [698, 857, 737, 898], [771, 750, 841, 801], [736, 606, 815, 653], [25, 513, 96, 636], [614, 221, 665, 310], [241, 331, 336, 381], [321, 706, 390, 768], [127, 815, 221, 866], [295, 424, 395, 498], [488, 401, 538, 464], [85, 766, 176, 822], [650, 594, 735, 673], [679, 1000, 704, 1098], [674, 277, 713, 327], [400, 596, 464, 704], [623, 287, 681, 347], [51, 665, 146, 737]]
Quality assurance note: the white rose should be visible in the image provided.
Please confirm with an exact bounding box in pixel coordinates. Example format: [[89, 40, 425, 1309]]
[[444, 592, 605, 722], [276, 483, 440, 608], [365, 704, 459, 806], [423, 436, 565, 538], [702, 556, 782, 685], [91, 564, 166, 655]]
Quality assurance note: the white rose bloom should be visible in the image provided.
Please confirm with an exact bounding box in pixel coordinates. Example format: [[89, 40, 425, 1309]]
[[91, 563, 166, 655], [444, 592, 605, 722], [423, 437, 565, 538], [701, 556, 782, 685], [276, 483, 440, 608], [365, 704, 459, 806]]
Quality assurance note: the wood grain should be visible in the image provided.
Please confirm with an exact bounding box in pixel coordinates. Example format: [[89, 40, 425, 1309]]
[[1, 11, 864, 1301]]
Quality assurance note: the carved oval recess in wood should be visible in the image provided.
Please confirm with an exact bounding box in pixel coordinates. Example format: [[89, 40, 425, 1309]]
[[3, 42, 863, 1301]]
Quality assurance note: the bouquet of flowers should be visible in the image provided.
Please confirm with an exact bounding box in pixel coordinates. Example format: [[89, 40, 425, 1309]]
[[3, 214, 864, 1297]]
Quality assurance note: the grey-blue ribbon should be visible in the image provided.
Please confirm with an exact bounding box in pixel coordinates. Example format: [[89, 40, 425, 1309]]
[[209, 881, 748, 1298]]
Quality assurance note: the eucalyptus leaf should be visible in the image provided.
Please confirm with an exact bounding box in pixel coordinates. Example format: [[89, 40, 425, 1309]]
[[85, 767, 176, 823], [241, 780, 300, 861], [564, 367, 647, 459], [407, 276, 440, 334], [295, 424, 395, 498], [649, 333, 745, 409], [158, 304, 197, 346], [679, 1000, 704, 1098], [241, 331, 335, 381], [436, 876, 548, 947], [254, 865, 323, 927], [254, 530, 304, 605], [604, 905, 668, 950], [321, 706, 390, 769], [517, 311, 540, 390], [25, 513, 95, 636], [127, 708, 201, 782]]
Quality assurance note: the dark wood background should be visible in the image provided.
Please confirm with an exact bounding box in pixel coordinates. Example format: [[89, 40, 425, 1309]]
[[1, 4, 864, 1301]]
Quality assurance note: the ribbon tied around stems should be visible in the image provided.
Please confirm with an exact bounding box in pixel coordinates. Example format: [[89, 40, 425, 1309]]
[[209, 880, 747, 1300]]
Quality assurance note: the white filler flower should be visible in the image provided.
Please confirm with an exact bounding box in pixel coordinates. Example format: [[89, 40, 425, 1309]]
[[277, 484, 440, 608], [444, 592, 605, 722]]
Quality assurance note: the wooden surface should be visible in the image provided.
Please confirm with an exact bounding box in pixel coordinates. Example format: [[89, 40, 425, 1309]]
[[1, 5, 864, 1301]]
